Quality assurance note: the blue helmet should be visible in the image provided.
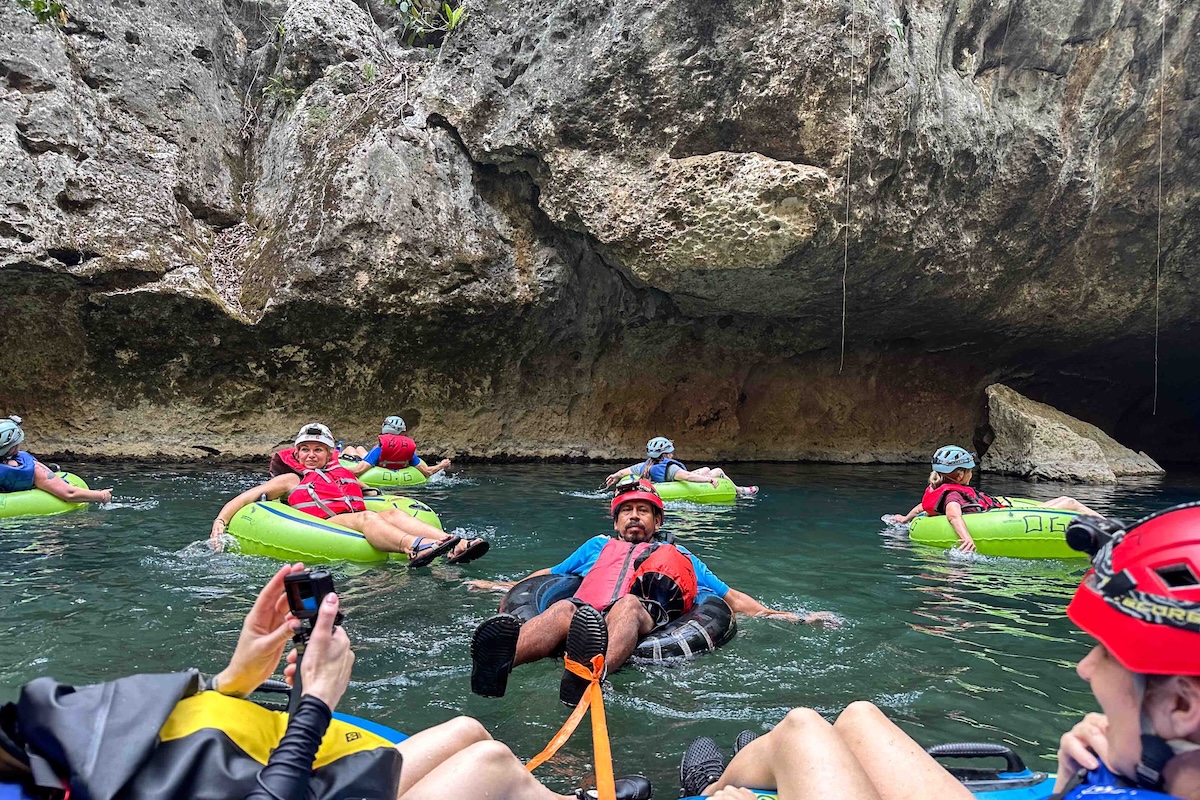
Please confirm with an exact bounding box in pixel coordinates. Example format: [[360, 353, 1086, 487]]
[[382, 416, 406, 435], [646, 436, 674, 458], [0, 415, 24, 456], [932, 445, 975, 473]]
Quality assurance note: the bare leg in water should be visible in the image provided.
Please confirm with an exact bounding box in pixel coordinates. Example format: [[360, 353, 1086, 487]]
[[1041, 497, 1099, 516], [701, 703, 971, 800]]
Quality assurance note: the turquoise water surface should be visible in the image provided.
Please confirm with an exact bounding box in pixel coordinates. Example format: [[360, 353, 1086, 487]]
[[1, 462, 1195, 793]]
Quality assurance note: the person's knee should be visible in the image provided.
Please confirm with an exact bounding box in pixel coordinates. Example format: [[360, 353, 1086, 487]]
[[834, 700, 886, 731], [441, 715, 491, 745], [464, 740, 521, 773], [776, 707, 831, 736]]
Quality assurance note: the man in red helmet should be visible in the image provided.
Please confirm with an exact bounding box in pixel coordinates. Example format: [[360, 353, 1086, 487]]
[[675, 504, 1200, 800], [468, 478, 834, 707]]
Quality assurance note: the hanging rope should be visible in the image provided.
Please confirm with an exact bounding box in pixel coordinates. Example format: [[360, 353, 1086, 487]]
[[840, 1, 855, 374], [1153, 0, 1166, 415], [525, 653, 615, 800]]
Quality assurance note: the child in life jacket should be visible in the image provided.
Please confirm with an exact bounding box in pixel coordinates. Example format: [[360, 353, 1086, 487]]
[[604, 436, 759, 498], [341, 416, 452, 480], [884, 446, 1098, 552]]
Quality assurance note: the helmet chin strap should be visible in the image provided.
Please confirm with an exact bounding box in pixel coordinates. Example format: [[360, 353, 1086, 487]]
[[1134, 673, 1178, 791]]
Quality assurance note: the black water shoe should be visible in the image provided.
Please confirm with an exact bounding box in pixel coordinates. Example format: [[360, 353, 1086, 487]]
[[734, 729, 759, 754], [575, 775, 653, 800], [679, 736, 726, 797], [470, 613, 520, 697], [559, 604, 608, 707]]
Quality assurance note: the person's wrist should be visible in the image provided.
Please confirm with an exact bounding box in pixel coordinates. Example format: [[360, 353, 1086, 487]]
[[211, 666, 253, 698]]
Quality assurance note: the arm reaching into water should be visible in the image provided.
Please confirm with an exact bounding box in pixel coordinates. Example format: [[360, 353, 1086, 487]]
[[33, 461, 112, 503], [604, 466, 635, 487], [883, 503, 923, 524], [465, 567, 552, 593], [944, 501, 976, 553], [210, 474, 299, 544], [723, 588, 840, 627], [416, 458, 451, 478]]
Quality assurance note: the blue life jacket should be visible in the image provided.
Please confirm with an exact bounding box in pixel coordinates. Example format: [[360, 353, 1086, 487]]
[[631, 457, 688, 483], [0, 451, 36, 493], [1060, 764, 1182, 800]]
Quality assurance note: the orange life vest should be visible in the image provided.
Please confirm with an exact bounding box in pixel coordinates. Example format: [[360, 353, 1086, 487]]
[[376, 434, 417, 470], [286, 465, 365, 519], [574, 539, 697, 615], [921, 483, 1007, 516]]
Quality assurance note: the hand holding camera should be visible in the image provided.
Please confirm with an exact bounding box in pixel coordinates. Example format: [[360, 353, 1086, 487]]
[[283, 569, 354, 712]]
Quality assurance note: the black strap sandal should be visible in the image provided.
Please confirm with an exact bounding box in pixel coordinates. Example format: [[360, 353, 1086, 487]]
[[407, 535, 462, 568]]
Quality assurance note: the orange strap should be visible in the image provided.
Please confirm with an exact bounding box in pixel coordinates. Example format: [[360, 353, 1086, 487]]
[[525, 654, 616, 800]]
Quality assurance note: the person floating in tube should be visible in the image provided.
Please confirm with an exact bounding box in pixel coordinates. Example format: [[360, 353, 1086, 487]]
[[212, 423, 487, 566], [604, 436, 759, 498], [466, 477, 836, 707], [340, 416, 453, 480], [0, 563, 653, 800], [0, 415, 112, 504], [679, 505, 1200, 800], [883, 445, 1099, 551]]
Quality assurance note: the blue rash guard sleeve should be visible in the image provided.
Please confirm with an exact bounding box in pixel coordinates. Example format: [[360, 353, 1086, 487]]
[[550, 536, 608, 576], [362, 446, 382, 467], [679, 546, 730, 596], [411, 456, 423, 467]]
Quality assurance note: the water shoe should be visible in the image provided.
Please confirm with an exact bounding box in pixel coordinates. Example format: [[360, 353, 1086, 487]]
[[733, 729, 759, 753], [470, 613, 520, 697], [559, 604, 607, 707], [574, 775, 653, 800], [679, 736, 726, 797]]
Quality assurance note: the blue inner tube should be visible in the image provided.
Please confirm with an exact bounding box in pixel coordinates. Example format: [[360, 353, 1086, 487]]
[[499, 574, 736, 662]]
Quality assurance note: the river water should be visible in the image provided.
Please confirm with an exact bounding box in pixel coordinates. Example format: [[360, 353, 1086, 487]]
[[1, 462, 1195, 793]]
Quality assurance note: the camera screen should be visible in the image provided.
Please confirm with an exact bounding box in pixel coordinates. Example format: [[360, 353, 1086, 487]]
[[296, 583, 318, 612]]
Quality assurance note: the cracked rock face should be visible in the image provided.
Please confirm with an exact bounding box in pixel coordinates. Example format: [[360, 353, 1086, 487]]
[[0, 0, 1196, 462]]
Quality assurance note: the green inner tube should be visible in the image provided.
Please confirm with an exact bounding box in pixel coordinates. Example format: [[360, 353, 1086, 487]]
[[227, 495, 443, 564], [909, 497, 1087, 559], [653, 478, 737, 504], [356, 466, 428, 489], [0, 473, 89, 519]]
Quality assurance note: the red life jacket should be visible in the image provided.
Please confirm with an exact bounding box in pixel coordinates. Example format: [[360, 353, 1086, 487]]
[[376, 434, 417, 470], [269, 447, 341, 477], [574, 540, 698, 615], [629, 545, 698, 623], [286, 465, 365, 519], [921, 483, 1007, 516]]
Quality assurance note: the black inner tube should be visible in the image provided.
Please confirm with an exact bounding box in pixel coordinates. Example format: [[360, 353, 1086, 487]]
[[499, 574, 736, 663]]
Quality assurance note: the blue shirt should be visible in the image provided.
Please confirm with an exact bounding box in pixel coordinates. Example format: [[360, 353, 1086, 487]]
[[550, 535, 730, 597], [362, 446, 422, 469]]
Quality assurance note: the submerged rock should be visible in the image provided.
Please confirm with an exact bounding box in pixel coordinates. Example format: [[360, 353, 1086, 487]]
[[981, 385, 1165, 483]]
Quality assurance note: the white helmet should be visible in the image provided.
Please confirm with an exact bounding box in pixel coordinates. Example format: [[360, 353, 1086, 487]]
[[294, 422, 335, 449], [646, 436, 674, 458], [382, 416, 406, 435], [0, 416, 24, 456]]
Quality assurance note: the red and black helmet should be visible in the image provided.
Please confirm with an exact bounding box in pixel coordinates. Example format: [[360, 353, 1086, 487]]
[[610, 477, 664, 518], [1066, 503, 1200, 675]]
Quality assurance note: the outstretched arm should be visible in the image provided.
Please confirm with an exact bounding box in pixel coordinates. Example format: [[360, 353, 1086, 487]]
[[416, 458, 451, 478], [211, 475, 298, 541], [33, 462, 111, 504], [723, 588, 837, 626], [345, 459, 372, 477], [465, 567, 551, 593], [884, 503, 923, 524], [604, 466, 634, 487]]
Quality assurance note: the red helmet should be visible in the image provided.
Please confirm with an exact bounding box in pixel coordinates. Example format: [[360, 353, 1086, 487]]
[[610, 477, 664, 518], [1066, 503, 1200, 675]]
